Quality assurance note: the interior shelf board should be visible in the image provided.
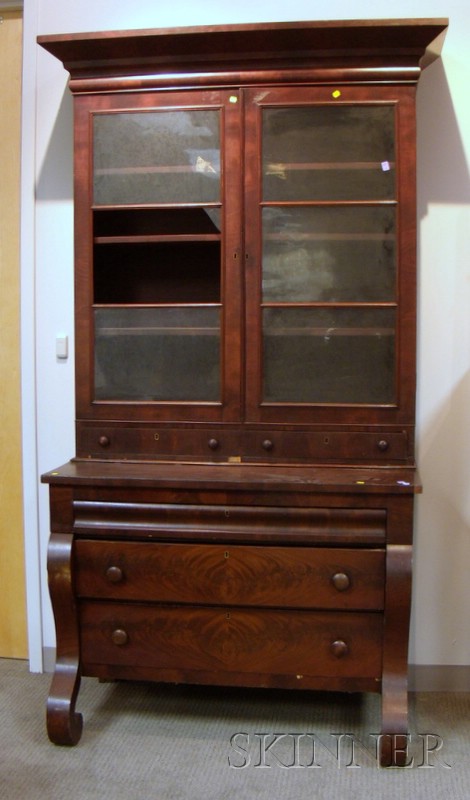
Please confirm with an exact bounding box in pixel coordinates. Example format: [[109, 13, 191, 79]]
[[94, 233, 221, 244]]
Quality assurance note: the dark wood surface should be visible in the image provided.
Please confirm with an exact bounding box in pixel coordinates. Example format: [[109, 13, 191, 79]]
[[44, 471, 416, 763], [79, 603, 384, 681], [42, 459, 421, 493], [74, 540, 385, 609], [37, 19, 448, 84]]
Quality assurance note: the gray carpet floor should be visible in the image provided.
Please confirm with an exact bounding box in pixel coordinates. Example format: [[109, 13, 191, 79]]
[[1, 658, 469, 799]]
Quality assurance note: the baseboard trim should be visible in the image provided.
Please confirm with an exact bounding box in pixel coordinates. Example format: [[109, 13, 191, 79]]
[[43, 647, 56, 674], [408, 664, 470, 692], [42, 649, 470, 691]]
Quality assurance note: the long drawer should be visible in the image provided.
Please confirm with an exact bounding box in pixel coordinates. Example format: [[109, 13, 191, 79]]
[[79, 602, 383, 680], [72, 503, 387, 546], [74, 541, 385, 610], [77, 423, 409, 463]]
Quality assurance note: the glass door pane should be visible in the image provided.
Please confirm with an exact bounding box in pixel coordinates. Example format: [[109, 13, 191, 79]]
[[95, 307, 220, 401], [263, 307, 395, 404], [94, 110, 221, 205], [262, 206, 396, 303], [263, 105, 395, 201], [91, 106, 224, 405], [259, 101, 397, 407]]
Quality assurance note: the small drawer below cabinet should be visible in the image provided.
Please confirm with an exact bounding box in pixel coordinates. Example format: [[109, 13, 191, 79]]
[[243, 430, 410, 463], [77, 425, 241, 461], [79, 602, 383, 683], [74, 541, 385, 610]]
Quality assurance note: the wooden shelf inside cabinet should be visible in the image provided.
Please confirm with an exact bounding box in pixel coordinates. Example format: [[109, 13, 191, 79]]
[[263, 327, 395, 337], [38, 18, 447, 764], [95, 325, 220, 336], [95, 163, 220, 177], [94, 234, 221, 244], [264, 233, 396, 241], [265, 161, 397, 173]]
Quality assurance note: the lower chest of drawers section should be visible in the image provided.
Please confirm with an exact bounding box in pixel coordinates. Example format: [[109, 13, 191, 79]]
[[74, 540, 385, 686]]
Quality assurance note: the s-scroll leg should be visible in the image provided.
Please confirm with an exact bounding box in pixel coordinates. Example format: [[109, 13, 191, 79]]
[[379, 544, 412, 767], [46, 532, 83, 745]]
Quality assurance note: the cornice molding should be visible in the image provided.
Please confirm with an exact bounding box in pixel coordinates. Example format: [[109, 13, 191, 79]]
[[37, 19, 448, 93]]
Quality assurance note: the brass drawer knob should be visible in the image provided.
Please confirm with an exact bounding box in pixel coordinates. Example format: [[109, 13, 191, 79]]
[[106, 566, 124, 584], [331, 572, 351, 592], [111, 629, 128, 646], [377, 439, 389, 451], [98, 435, 110, 448], [330, 639, 349, 658]]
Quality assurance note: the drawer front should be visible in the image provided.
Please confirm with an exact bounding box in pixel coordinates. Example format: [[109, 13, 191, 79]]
[[73, 503, 387, 546], [243, 430, 410, 463], [79, 602, 383, 680], [77, 424, 409, 463], [77, 424, 241, 461], [74, 541, 384, 610]]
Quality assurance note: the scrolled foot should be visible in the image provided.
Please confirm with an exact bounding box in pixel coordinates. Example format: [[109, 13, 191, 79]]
[[46, 664, 83, 746]]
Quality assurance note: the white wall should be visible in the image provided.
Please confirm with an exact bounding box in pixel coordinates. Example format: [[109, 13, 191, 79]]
[[22, 0, 470, 673]]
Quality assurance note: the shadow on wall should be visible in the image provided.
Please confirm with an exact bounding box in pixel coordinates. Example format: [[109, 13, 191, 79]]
[[36, 86, 73, 202], [411, 370, 470, 664], [417, 58, 470, 214], [411, 53, 470, 666]]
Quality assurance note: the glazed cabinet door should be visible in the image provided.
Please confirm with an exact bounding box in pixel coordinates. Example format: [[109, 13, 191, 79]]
[[244, 85, 417, 429], [74, 89, 243, 425]]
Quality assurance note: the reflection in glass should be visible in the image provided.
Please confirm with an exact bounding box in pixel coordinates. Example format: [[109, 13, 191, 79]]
[[263, 105, 395, 201], [263, 307, 395, 404], [94, 110, 221, 205], [94, 307, 220, 401], [262, 206, 396, 302]]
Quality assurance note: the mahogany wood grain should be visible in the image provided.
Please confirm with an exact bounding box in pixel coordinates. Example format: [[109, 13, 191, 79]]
[[76, 423, 412, 463], [46, 533, 82, 745], [380, 543, 413, 767], [42, 460, 421, 494], [37, 20, 447, 89], [79, 603, 383, 680], [71, 501, 387, 544], [74, 541, 385, 609], [82, 662, 381, 693]]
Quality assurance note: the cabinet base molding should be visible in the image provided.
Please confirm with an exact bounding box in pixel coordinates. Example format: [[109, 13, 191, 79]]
[[42, 649, 470, 695]]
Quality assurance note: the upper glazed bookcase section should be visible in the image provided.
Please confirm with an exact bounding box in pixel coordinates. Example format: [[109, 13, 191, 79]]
[[37, 19, 448, 91]]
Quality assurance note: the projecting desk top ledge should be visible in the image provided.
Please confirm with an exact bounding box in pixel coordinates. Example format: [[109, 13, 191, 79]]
[[41, 460, 422, 494]]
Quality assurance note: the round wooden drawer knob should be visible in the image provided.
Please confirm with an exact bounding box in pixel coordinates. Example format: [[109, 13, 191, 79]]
[[106, 566, 124, 584], [208, 438, 220, 450], [331, 572, 351, 592], [111, 629, 128, 646], [262, 439, 274, 451], [98, 435, 110, 448], [377, 439, 389, 451], [330, 639, 349, 659]]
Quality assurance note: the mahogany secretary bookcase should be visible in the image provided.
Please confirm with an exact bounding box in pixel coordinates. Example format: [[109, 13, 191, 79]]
[[39, 19, 447, 765]]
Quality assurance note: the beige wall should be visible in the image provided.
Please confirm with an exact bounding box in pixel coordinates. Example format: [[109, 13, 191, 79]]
[[0, 9, 27, 658]]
